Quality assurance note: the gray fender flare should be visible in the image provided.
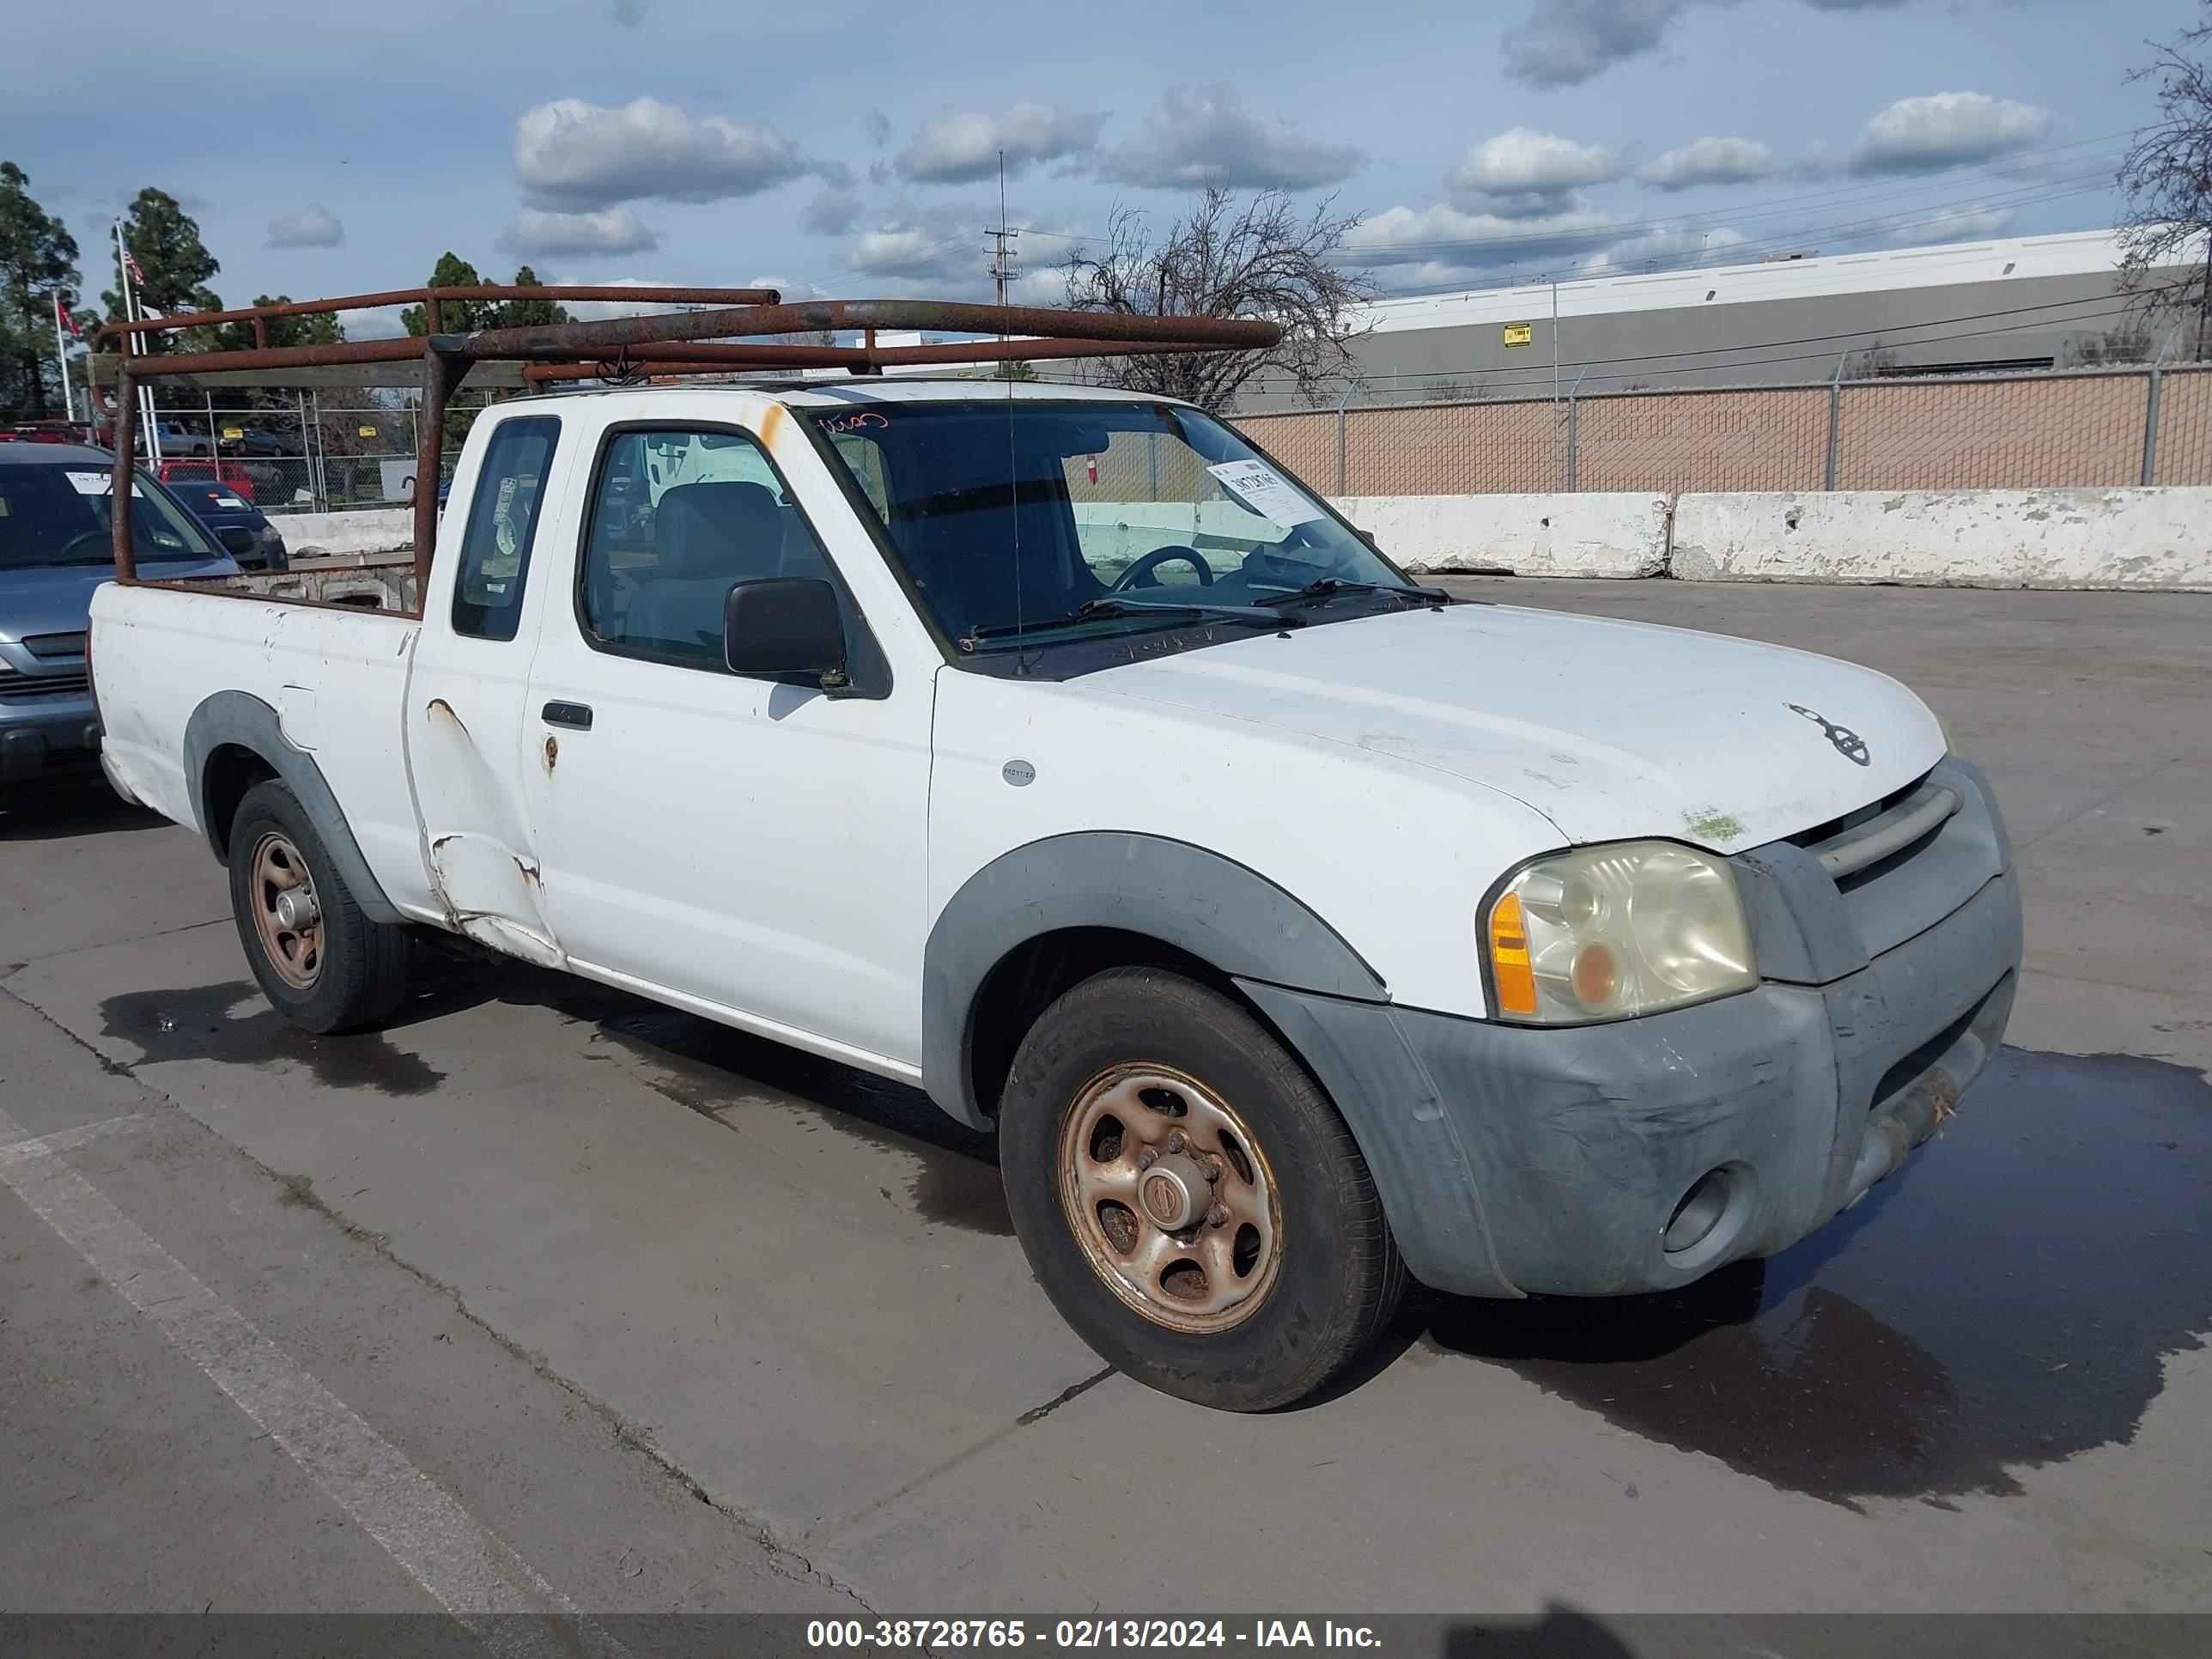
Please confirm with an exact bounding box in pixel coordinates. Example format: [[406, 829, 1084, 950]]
[[921, 832, 1386, 1128], [183, 690, 403, 925]]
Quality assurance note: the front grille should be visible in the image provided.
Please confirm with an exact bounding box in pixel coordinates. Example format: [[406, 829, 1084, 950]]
[[1791, 762, 2005, 961], [22, 631, 88, 659], [0, 670, 91, 702]]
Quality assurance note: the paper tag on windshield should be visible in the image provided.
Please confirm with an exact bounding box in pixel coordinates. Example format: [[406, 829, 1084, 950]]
[[1206, 459, 1322, 526], [65, 471, 113, 496]]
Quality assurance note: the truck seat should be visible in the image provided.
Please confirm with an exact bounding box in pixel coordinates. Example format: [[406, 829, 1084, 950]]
[[627, 481, 787, 659]]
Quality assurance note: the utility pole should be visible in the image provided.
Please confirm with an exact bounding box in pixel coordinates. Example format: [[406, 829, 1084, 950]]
[[1552, 271, 1561, 405], [987, 149, 1019, 307]]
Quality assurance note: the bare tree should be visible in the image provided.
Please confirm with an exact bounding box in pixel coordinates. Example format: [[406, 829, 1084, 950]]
[[1061, 185, 1376, 412], [2118, 3, 2212, 356]]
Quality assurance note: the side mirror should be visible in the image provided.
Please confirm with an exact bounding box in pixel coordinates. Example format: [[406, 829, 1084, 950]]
[[724, 576, 848, 689]]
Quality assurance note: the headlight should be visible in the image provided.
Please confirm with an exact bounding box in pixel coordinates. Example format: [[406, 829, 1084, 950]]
[[1484, 841, 1758, 1024]]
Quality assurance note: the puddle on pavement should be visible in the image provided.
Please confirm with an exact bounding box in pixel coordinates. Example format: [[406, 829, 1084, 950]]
[[524, 972, 1013, 1237], [1418, 1046, 2212, 1505], [98, 982, 445, 1097]]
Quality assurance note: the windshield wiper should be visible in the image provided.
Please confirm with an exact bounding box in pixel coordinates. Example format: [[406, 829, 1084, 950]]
[[959, 595, 1304, 649], [1255, 577, 1452, 610]]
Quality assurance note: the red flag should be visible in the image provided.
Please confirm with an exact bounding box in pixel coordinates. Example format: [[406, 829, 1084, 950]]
[[55, 295, 82, 339]]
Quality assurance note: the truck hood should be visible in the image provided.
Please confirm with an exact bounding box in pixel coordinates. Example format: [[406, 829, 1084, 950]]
[[0, 556, 238, 644], [1086, 601, 1945, 852]]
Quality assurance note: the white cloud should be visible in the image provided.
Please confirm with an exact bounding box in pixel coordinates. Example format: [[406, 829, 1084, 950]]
[[1446, 127, 1625, 216], [337, 307, 407, 340], [514, 96, 817, 209], [1636, 137, 1790, 191], [800, 188, 864, 236], [1882, 204, 2016, 246], [1850, 91, 2053, 175], [1585, 222, 1747, 270], [497, 204, 659, 258], [1502, 0, 1705, 89], [265, 204, 343, 247], [896, 102, 1106, 185], [1348, 202, 1624, 272], [1097, 85, 1364, 191], [1501, 0, 1911, 87]]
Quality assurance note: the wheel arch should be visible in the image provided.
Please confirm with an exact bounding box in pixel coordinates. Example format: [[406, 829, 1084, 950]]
[[922, 833, 1387, 1130], [184, 690, 403, 924]]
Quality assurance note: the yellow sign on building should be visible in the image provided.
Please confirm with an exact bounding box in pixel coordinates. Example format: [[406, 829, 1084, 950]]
[[1503, 322, 1534, 348]]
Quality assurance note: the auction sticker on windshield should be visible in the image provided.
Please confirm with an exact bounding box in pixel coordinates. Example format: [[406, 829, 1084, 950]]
[[1206, 459, 1322, 526], [65, 471, 113, 495]]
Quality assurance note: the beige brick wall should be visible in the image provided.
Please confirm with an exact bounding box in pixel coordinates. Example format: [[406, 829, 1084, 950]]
[[1231, 366, 2212, 497]]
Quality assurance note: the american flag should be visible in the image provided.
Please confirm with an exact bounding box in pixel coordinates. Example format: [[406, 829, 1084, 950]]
[[121, 247, 145, 286]]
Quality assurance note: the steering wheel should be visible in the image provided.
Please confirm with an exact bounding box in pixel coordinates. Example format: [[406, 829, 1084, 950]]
[[58, 531, 112, 564], [1110, 544, 1215, 592]]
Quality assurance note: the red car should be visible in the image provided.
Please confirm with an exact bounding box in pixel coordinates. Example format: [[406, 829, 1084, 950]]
[[156, 457, 258, 503]]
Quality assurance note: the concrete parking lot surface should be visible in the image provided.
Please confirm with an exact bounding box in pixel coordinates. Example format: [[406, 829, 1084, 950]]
[[2, 580, 2208, 1625]]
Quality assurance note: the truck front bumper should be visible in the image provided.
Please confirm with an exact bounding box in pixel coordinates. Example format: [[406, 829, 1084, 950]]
[[0, 702, 102, 785], [1241, 837, 2021, 1300]]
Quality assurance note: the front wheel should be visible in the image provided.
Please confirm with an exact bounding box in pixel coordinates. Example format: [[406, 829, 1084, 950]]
[[228, 779, 410, 1033], [1000, 968, 1404, 1411]]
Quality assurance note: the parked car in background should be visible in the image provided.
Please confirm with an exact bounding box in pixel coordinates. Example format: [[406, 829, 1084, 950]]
[[158, 457, 259, 503], [218, 427, 289, 458], [1, 420, 102, 447], [167, 476, 289, 571], [2, 443, 237, 786], [149, 419, 216, 457]]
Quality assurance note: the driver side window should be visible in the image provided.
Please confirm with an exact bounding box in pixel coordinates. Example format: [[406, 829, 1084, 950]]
[[577, 426, 842, 671]]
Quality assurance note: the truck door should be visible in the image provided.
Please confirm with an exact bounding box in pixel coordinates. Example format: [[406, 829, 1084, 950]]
[[403, 411, 574, 965], [519, 420, 932, 1071]]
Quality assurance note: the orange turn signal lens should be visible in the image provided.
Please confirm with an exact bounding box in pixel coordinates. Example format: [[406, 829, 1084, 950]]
[[1488, 890, 1539, 1016]]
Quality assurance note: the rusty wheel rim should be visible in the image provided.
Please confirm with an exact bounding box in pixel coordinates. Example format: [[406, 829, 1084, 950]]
[[1056, 1064, 1284, 1334], [248, 830, 323, 991]]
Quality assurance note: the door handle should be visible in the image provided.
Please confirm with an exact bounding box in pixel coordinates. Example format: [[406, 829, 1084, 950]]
[[541, 701, 594, 730]]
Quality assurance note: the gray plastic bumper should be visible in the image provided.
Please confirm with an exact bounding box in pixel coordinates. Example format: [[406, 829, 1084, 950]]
[[1240, 773, 2023, 1299], [0, 706, 101, 784]]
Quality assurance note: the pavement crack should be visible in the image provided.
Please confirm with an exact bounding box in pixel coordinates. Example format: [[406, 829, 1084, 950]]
[[1017, 1365, 1115, 1426]]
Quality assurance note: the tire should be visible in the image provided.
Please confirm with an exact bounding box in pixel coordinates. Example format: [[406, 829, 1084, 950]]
[[227, 779, 410, 1034], [1000, 967, 1405, 1411]]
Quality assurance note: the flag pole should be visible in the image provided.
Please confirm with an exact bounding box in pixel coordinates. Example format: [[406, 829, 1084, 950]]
[[115, 221, 161, 463], [52, 293, 76, 423]]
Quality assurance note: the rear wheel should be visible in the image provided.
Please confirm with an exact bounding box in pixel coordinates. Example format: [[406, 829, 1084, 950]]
[[227, 779, 409, 1033], [1000, 967, 1404, 1411]]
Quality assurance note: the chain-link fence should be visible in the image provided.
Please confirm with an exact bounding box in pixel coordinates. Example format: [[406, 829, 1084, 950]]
[[130, 402, 453, 514], [1232, 362, 2212, 496]]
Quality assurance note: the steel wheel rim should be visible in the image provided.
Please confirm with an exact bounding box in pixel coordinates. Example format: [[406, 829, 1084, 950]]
[[1056, 1064, 1284, 1334], [248, 830, 323, 990]]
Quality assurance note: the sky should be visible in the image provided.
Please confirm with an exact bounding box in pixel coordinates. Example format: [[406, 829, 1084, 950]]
[[3, 0, 2196, 337]]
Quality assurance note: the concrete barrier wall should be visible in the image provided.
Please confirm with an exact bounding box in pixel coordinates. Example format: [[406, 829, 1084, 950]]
[[1334, 494, 1668, 579], [1669, 489, 2212, 591], [274, 488, 2212, 591], [270, 507, 413, 559]]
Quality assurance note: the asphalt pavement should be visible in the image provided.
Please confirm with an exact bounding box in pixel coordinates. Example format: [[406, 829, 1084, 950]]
[[2, 580, 2208, 1634]]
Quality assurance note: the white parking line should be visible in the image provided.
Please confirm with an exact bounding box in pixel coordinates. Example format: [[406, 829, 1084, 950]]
[[0, 1103, 629, 1659], [0, 1110, 154, 1166]]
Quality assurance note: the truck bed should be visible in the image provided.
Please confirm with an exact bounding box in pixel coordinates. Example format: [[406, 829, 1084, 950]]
[[91, 578, 436, 922]]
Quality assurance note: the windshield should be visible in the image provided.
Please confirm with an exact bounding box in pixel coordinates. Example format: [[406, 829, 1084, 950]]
[[808, 398, 1419, 658], [0, 462, 222, 569]]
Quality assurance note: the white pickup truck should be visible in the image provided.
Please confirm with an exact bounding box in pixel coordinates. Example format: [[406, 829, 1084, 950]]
[[92, 379, 2021, 1409]]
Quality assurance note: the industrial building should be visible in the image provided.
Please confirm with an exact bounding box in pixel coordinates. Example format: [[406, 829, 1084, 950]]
[[1238, 228, 2185, 409]]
